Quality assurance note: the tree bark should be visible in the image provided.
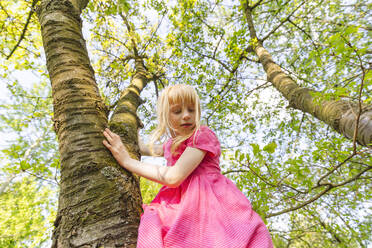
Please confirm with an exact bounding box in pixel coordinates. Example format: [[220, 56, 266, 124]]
[[243, 4, 372, 147], [37, 0, 142, 247], [110, 58, 150, 131]]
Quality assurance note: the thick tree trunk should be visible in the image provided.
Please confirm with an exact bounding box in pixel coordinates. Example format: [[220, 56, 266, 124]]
[[37, 0, 142, 247], [243, 4, 372, 147]]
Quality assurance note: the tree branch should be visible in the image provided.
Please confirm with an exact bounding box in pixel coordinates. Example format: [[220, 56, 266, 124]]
[[119, 12, 139, 56], [182, 39, 233, 72], [287, 18, 319, 51], [250, 0, 267, 10], [341, 35, 368, 152], [267, 164, 372, 218], [140, 10, 167, 54], [261, 1, 305, 42], [0, 2, 10, 18], [317, 153, 355, 185], [7, 0, 39, 59]]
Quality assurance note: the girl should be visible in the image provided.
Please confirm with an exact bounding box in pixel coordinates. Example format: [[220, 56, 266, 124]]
[[103, 84, 273, 248]]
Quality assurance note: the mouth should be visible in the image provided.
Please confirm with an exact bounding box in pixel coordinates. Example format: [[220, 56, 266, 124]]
[[181, 123, 193, 127]]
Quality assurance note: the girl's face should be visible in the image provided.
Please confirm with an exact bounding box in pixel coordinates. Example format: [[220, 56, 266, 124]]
[[169, 102, 196, 136]]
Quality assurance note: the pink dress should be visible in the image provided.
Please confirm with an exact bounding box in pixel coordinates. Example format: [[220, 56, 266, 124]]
[[137, 126, 273, 248]]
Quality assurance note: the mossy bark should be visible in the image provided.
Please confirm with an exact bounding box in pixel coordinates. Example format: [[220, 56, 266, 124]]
[[37, 0, 142, 247], [243, 5, 372, 147], [111, 58, 150, 129]]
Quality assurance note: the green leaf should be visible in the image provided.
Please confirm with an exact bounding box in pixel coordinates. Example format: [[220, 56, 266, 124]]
[[263, 142, 277, 154], [250, 143, 260, 156]]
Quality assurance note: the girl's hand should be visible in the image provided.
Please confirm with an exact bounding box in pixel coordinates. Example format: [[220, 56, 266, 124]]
[[102, 128, 131, 166]]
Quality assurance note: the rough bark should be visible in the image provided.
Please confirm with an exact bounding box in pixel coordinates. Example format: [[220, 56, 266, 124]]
[[110, 58, 150, 133], [37, 0, 142, 247], [243, 4, 372, 147]]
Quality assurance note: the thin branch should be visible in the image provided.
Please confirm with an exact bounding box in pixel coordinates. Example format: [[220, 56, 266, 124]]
[[205, 76, 236, 123], [330, 165, 372, 188], [246, 81, 271, 95], [334, 209, 366, 247], [189, 8, 219, 34], [22, 170, 59, 186], [317, 153, 355, 185], [1, 133, 46, 193], [288, 18, 319, 52], [222, 169, 249, 175], [119, 12, 139, 56], [267, 165, 372, 218], [261, 1, 305, 42], [96, 48, 135, 64], [93, 30, 130, 50], [153, 80, 159, 99], [251, 0, 267, 9], [309, 211, 342, 244], [212, 33, 224, 58], [7, 0, 39, 59], [244, 162, 278, 187], [182, 39, 233, 72], [341, 35, 367, 152], [0, 174, 16, 194], [258, 0, 291, 38], [0, 2, 10, 18], [140, 10, 166, 54]]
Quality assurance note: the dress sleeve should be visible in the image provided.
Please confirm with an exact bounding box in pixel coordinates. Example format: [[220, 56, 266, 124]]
[[186, 126, 220, 157]]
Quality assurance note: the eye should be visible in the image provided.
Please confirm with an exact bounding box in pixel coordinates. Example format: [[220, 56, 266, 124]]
[[172, 108, 181, 114], [188, 107, 195, 112]]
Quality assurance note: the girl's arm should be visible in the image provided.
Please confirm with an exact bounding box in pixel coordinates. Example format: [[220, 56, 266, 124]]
[[103, 128, 205, 187], [138, 134, 164, 157]]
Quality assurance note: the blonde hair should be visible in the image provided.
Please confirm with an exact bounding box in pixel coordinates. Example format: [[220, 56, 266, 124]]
[[150, 84, 201, 155]]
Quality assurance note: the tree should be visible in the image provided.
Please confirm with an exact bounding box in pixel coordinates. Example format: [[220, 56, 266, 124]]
[[1, 0, 371, 247], [34, 0, 150, 246]]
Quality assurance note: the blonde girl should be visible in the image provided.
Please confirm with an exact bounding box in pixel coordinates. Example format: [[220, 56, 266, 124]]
[[103, 84, 273, 248]]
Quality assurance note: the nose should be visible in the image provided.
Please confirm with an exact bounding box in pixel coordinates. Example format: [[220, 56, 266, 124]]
[[182, 110, 191, 120]]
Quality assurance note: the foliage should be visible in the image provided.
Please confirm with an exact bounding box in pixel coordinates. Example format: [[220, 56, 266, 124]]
[[0, 177, 56, 248], [140, 177, 162, 204], [0, 1, 57, 245], [0, 78, 58, 247]]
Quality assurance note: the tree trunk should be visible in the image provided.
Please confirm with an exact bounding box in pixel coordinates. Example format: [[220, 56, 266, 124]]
[[243, 4, 372, 147], [37, 0, 142, 247], [110, 58, 150, 132]]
